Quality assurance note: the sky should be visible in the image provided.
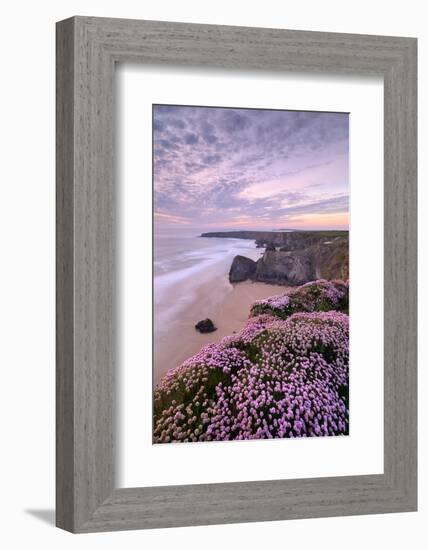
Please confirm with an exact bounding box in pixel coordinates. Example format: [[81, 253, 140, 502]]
[[153, 105, 349, 231]]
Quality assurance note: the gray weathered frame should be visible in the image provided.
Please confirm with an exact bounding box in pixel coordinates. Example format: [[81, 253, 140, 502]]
[[56, 16, 417, 533]]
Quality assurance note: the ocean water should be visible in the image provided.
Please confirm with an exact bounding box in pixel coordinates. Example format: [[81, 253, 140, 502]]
[[153, 228, 262, 335], [154, 228, 262, 277]]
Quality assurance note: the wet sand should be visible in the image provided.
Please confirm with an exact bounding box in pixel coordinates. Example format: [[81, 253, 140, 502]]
[[154, 279, 291, 385]]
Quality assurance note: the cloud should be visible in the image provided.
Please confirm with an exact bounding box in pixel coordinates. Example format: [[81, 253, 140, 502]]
[[202, 154, 222, 165], [219, 110, 251, 133], [153, 105, 349, 229], [154, 211, 191, 225], [184, 133, 199, 145]]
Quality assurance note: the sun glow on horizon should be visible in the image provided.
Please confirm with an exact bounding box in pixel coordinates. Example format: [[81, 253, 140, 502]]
[[154, 211, 349, 232]]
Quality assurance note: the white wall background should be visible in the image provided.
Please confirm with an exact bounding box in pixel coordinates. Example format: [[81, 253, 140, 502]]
[[0, 1, 424, 548]]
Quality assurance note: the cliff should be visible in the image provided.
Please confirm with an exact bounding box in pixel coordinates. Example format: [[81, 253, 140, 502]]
[[228, 234, 349, 285]]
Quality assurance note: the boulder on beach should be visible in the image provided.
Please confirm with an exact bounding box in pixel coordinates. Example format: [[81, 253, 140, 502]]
[[194, 318, 217, 333], [229, 255, 257, 283]]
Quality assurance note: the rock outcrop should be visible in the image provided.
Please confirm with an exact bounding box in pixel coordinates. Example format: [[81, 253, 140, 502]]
[[228, 236, 348, 285], [229, 255, 257, 282], [256, 248, 313, 285]]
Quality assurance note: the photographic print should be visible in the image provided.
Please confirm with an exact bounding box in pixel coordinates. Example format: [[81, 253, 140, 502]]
[[153, 105, 349, 444]]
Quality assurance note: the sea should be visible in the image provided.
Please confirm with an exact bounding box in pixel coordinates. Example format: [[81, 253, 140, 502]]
[[154, 227, 263, 278], [153, 227, 262, 336]]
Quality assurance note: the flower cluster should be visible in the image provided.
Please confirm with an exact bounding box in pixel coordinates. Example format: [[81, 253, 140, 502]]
[[250, 279, 348, 319], [252, 294, 291, 312], [153, 310, 349, 443]]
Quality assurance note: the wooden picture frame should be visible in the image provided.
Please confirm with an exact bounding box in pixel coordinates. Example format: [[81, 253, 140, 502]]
[[56, 16, 417, 533]]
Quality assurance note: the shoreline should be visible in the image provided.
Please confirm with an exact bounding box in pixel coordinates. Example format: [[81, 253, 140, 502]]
[[154, 278, 291, 385]]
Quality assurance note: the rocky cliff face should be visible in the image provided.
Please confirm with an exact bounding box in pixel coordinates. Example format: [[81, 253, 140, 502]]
[[255, 248, 313, 285], [228, 234, 348, 285]]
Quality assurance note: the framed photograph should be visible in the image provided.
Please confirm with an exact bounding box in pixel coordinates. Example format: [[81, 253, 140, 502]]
[[56, 16, 417, 532]]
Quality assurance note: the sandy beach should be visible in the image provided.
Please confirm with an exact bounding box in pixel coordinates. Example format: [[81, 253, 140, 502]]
[[154, 278, 291, 385]]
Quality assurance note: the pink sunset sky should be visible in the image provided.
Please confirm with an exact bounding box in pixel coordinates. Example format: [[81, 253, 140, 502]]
[[153, 105, 349, 231]]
